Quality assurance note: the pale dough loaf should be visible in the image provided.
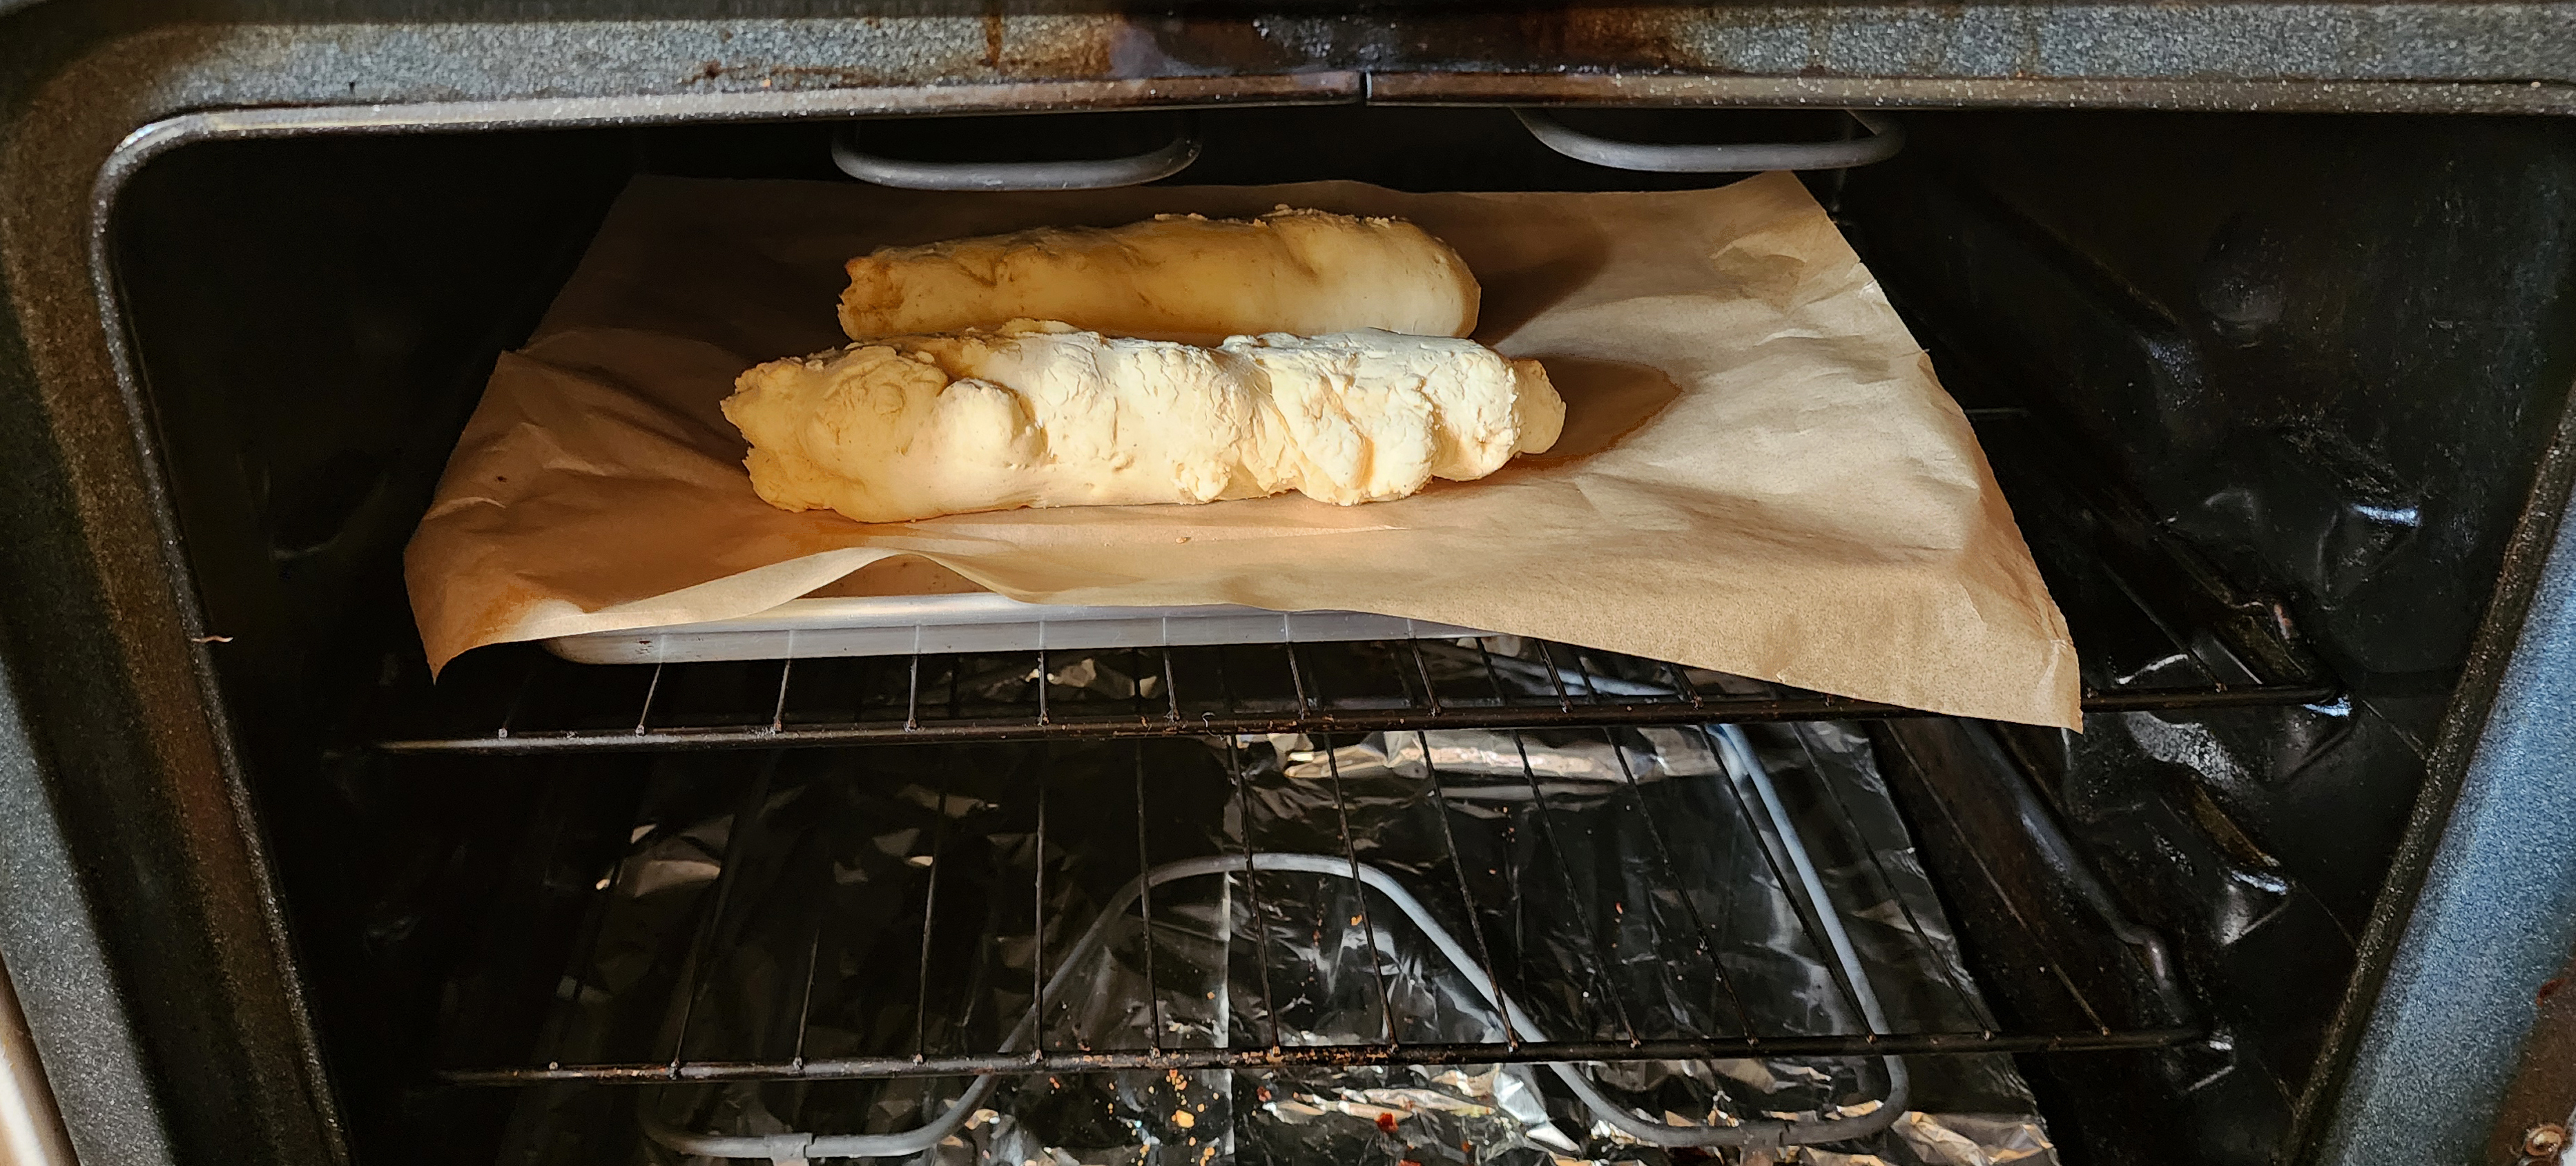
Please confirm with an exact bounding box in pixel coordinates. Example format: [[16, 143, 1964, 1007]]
[[724, 320, 1563, 524], [838, 208, 1481, 342]]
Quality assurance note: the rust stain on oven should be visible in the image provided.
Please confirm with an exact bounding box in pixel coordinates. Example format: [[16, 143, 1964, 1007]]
[[956, 14, 1120, 81], [1545, 6, 1696, 70], [1029, 21, 1121, 79], [684, 61, 890, 90], [673, 14, 1130, 91], [1112, 16, 1310, 76], [2483, 943, 2576, 1164], [1397, 5, 1692, 75]]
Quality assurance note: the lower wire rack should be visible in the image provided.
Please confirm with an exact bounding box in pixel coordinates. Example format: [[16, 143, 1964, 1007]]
[[434, 720, 2199, 1134], [670, 843, 1919, 1160]]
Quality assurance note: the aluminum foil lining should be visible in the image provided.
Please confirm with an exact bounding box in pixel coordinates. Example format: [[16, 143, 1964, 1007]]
[[488, 709, 2055, 1166]]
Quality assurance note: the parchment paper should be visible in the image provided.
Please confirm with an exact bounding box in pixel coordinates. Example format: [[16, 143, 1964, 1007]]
[[403, 173, 2080, 728]]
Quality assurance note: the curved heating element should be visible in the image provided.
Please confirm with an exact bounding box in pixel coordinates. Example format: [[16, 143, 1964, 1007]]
[[1513, 108, 1904, 173], [831, 117, 1203, 191], [641, 726, 1908, 1159]]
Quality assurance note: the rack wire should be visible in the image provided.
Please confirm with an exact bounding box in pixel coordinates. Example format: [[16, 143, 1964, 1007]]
[[369, 409, 2335, 755], [375, 625, 2328, 756], [435, 720, 2199, 1091]]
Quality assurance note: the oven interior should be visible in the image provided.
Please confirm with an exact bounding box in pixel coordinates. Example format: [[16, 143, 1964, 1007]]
[[102, 105, 2576, 1165]]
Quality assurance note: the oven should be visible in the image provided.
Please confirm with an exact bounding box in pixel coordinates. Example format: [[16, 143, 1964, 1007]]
[[2, 6, 2574, 1166]]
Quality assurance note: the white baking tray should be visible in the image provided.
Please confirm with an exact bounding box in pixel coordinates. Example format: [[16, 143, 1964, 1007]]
[[542, 593, 1490, 665]]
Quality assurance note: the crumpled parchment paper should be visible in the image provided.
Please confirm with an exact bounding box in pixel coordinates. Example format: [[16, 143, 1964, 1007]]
[[403, 173, 2079, 727]]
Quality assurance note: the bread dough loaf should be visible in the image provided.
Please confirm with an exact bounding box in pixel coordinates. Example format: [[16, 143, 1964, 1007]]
[[725, 320, 1563, 524], [839, 208, 1481, 342]]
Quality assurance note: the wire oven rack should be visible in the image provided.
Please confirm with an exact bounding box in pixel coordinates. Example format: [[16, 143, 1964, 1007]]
[[433, 721, 2198, 1101], [374, 628, 2325, 757], [396, 411, 2231, 1157], [367, 409, 2334, 755]]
